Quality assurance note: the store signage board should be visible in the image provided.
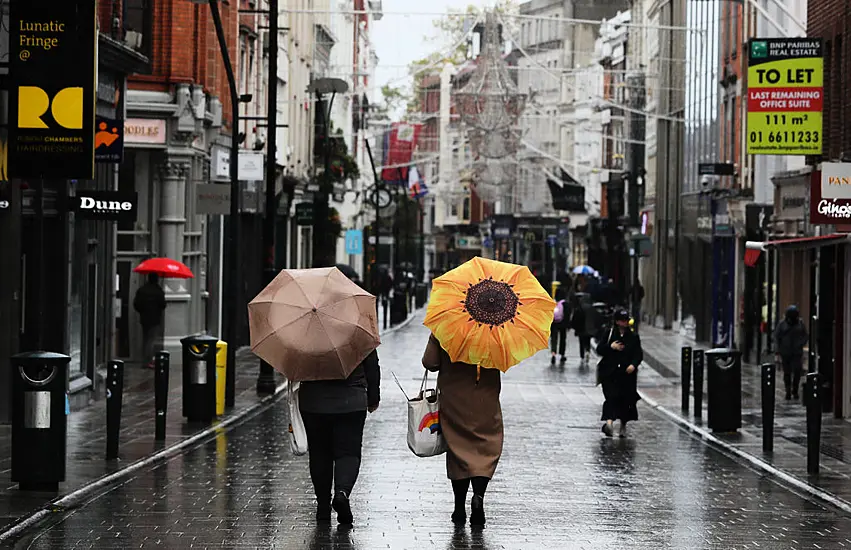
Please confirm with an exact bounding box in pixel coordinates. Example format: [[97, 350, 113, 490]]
[[238, 152, 264, 181], [8, 0, 97, 178], [124, 118, 167, 146], [73, 190, 137, 222], [197, 184, 231, 215], [345, 230, 363, 255], [747, 38, 823, 155], [295, 202, 314, 226], [94, 116, 123, 163], [812, 163, 851, 225]]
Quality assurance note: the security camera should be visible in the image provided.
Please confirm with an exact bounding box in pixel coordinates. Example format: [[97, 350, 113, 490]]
[[700, 174, 719, 189]]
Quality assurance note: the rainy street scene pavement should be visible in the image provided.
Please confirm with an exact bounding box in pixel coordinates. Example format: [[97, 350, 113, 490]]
[[10, 314, 851, 549]]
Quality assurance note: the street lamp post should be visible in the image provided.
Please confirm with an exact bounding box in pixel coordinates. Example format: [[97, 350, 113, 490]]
[[256, 0, 279, 395], [194, 0, 242, 407], [306, 78, 348, 268]]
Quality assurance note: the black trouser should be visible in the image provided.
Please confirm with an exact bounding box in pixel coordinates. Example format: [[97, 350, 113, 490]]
[[141, 324, 159, 364], [578, 335, 591, 357], [781, 355, 803, 395], [301, 410, 367, 505], [551, 325, 567, 356], [451, 477, 490, 510]]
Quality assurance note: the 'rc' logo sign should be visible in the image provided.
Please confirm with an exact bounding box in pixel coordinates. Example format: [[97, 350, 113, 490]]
[[17, 86, 83, 129]]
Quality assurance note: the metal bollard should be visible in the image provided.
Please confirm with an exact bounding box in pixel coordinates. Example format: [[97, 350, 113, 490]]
[[105, 360, 124, 460], [693, 349, 705, 420], [761, 363, 775, 453], [154, 351, 170, 441], [382, 297, 389, 330], [805, 372, 821, 475], [681, 346, 692, 413]]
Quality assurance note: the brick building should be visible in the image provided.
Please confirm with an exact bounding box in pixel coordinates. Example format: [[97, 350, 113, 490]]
[[0, 0, 151, 416], [116, 0, 242, 362]]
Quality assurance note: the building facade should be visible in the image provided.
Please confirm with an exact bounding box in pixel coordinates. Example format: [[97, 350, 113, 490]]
[[0, 0, 150, 416]]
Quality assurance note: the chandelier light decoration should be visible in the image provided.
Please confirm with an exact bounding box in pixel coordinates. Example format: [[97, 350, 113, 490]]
[[453, 11, 526, 160]]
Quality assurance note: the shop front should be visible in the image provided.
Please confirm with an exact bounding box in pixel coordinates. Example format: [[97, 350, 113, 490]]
[[118, 85, 226, 363], [679, 192, 713, 343]]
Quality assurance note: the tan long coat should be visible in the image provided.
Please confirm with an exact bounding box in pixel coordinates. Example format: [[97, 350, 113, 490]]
[[422, 334, 504, 480]]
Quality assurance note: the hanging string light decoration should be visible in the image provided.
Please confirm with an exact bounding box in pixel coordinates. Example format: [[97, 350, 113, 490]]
[[453, 11, 526, 159]]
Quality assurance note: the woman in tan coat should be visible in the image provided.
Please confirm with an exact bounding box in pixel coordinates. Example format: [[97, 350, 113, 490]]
[[422, 333, 504, 527]]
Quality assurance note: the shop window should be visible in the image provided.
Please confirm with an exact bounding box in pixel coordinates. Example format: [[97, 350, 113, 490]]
[[124, 0, 152, 57]]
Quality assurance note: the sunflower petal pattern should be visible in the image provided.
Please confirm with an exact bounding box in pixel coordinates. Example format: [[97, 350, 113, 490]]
[[423, 257, 556, 372]]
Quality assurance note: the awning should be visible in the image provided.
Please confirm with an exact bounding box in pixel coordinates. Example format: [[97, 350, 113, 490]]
[[744, 233, 851, 267]]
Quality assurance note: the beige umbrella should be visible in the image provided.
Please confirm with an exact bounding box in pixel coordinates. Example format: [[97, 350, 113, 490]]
[[248, 267, 380, 381]]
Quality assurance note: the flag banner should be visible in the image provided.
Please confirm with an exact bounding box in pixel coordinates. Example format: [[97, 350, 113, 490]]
[[408, 165, 429, 199], [381, 122, 422, 185]]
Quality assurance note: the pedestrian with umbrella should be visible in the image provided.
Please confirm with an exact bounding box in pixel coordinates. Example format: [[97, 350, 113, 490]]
[[132, 258, 194, 367], [596, 308, 643, 438], [421, 257, 555, 527], [248, 267, 381, 526]]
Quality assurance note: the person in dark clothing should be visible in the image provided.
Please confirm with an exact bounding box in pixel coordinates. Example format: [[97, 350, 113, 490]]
[[299, 347, 380, 525], [596, 308, 643, 438], [774, 304, 808, 400], [133, 273, 166, 368], [571, 292, 595, 365]]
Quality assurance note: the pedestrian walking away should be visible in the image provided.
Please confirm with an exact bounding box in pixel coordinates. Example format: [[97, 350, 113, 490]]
[[774, 304, 808, 400], [133, 273, 166, 368], [247, 266, 382, 526], [422, 334, 503, 528], [596, 308, 643, 438], [299, 349, 380, 525], [422, 257, 555, 528], [571, 292, 595, 365], [551, 284, 569, 365]]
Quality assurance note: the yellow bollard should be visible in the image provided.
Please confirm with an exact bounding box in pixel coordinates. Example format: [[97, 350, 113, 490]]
[[215, 341, 227, 416], [551, 280, 561, 299]]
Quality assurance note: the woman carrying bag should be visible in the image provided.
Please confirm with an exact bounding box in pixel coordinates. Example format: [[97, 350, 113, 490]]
[[422, 333, 503, 528], [596, 308, 643, 438]]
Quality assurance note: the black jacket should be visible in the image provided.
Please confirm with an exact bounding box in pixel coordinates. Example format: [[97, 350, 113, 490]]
[[774, 319, 807, 357], [133, 282, 166, 328], [595, 325, 643, 381], [299, 350, 381, 414]]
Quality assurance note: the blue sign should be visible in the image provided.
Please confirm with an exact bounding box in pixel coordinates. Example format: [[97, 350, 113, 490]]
[[546, 235, 558, 246], [345, 230, 363, 255]]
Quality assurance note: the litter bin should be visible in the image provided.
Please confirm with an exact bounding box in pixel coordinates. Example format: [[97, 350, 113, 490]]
[[415, 283, 428, 308], [11, 351, 70, 491], [390, 290, 409, 325], [215, 341, 227, 416], [181, 335, 218, 422], [706, 348, 742, 432]]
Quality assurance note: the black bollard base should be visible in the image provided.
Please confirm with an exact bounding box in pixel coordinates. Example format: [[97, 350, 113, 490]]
[[761, 363, 775, 454], [19, 481, 59, 493]]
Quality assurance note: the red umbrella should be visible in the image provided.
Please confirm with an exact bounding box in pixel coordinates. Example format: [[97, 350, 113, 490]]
[[133, 258, 194, 279]]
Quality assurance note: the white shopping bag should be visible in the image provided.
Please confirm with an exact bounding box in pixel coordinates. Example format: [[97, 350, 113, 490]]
[[394, 370, 448, 458], [287, 381, 308, 456]]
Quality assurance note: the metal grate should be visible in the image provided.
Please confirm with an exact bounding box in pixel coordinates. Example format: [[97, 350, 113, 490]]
[[783, 435, 847, 462]]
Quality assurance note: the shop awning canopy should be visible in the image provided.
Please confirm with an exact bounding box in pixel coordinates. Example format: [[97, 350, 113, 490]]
[[744, 233, 851, 267]]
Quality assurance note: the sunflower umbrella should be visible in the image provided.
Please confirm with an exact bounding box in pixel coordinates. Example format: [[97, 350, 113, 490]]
[[424, 257, 556, 372]]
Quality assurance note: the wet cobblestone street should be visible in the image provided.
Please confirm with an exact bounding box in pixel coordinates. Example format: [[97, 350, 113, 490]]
[[14, 315, 851, 549]]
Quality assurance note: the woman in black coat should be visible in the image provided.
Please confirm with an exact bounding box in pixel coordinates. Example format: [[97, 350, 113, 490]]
[[596, 308, 643, 438], [299, 351, 380, 525]]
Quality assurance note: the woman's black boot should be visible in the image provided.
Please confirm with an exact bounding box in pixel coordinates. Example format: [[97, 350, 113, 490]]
[[470, 495, 486, 527], [332, 491, 353, 525]]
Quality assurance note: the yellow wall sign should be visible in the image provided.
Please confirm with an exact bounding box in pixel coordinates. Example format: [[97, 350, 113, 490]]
[[747, 38, 823, 155]]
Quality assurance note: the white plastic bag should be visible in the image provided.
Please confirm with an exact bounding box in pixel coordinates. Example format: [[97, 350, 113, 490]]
[[395, 370, 448, 458], [287, 381, 308, 456]]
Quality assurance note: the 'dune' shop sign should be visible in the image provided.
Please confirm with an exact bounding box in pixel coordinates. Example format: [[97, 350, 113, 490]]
[[8, 0, 97, 179]]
